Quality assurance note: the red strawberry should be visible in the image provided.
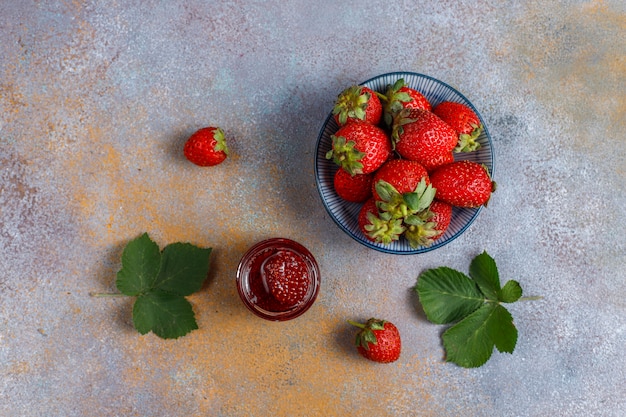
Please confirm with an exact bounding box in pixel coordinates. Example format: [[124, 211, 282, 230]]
[[349, 318, 401, 363], [392, 109, 458, 165], [262, 250, 310, 307], [332, 85, 383, 126], [370, 159, 434, 221], [420, 151, 454, 173], [433, 101, 483, 152], [184, 127, 229, 166], [371, 159, 430, 201], [333, 168, 372, 203], [357, 198, 404, 244], [358, 198, 381, 242], [326, 122, 392, 175], [404, 200, 453, 248], [381, 78, 431, 126], [430, 160, 495, 208]]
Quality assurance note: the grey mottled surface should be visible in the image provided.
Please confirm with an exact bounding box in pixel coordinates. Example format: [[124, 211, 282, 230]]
[[1, 1, 625, 416]]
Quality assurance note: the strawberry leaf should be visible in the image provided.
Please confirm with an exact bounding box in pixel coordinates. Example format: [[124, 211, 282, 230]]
[[442, 303, 496, 368], [155, 242, 212, 296], [469, 250, 501, 300], [500, 280, 523, 303], [416, 266, 484, 324], [113, 233, 211, 339], [132, 291, 198, 339], [487, 304, 518, 353], [415, 252, 537, 368], [116, 233, 162, 296]]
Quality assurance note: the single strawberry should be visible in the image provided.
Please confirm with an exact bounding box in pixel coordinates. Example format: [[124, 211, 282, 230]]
[[348, 318, 401, 363], [332, 85, 383, 126], [333, 168, 372, 203], [326, 122, 391, 175], [184, 127, 229, 166], [392, 109, 458, 165], [420, 151, 454, 173], [404, 200, 453, 248], [433, 101, 483, 153], [381, 78, 431, 127], [370, 159, 434, 220], [357, 198, 405, 244], [371, 159, 430, 201], [430, 160, 495, 208], [261, 250, 310, 307]]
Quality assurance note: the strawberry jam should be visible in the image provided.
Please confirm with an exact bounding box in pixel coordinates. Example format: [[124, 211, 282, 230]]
[[236, 238, 320, 321]]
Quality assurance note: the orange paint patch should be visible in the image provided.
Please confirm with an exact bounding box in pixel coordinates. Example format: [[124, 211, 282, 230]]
[[115, 300, 447, 416]]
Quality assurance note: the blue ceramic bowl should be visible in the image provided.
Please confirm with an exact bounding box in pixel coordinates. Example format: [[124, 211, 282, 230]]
[[315, 72, 494, 254]]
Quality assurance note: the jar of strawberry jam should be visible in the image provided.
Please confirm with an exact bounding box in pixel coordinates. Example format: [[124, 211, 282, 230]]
[[236, 238, 320, 321]]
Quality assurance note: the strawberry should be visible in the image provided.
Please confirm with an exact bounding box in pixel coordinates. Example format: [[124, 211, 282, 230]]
[[430, 160, 495, 208], [262, 250, 310, 307], [381, 78, 431, 127], [371, 159, 434, 220], [326, 122, 392, 175], [333, 168, 372, 203], [357, 198, 404, 244], [371, 159, 430, 201], [420, 151, 454, 173], [433, 101, 483, 152], [392, 109, 458, 165], [184, 127, 229, 166], [358, 198, 381, 242], [348, 318, 401, 363], [332, 85, 383, 126], [404, 200, 453, 248]]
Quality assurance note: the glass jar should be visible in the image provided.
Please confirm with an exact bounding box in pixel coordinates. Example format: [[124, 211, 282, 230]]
[[236, 238, 320, 321]]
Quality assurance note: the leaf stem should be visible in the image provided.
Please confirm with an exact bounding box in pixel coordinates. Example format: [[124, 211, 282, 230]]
[[519, 296, 543, 301], [89, 292, 128, 298]]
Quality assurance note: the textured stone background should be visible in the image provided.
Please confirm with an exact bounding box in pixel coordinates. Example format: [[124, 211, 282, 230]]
[[1, 1, 625, 416]]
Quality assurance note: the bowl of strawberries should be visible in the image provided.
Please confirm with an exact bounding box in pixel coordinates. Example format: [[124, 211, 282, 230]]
[[315, 72, 495, 254]]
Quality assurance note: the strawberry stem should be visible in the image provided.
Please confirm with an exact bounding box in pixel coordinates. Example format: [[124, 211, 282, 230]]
[[374, 91, 388, 102], [347, 320, 366, 329]]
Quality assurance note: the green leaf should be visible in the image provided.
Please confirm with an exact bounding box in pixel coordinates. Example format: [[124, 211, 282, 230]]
[[132, 291, 199, 339], [415, 252, 534, 368], [416, 266, 484, 324], [469, 251, 500, 301], [487, 304, 518, 353], [110, 233, 212, 339], [116, 233, 162, 296], [442, 303, 496, 368], [155, 243, 212, 296], [500, 280, 523, 303]]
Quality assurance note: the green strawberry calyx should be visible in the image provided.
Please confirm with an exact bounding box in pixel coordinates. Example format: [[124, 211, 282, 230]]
[[381, 78, 413, 127], [212, 127, 230, 155], [389, 108, 418, 149], [404, 214, 441, 248], [326, 135, 366, 175], [348, 318, 387, 350], [375, 178, 436, 220], [364, 210, 405, 244], [332, 85, 370, 125], [454, 123, 483, 153]]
